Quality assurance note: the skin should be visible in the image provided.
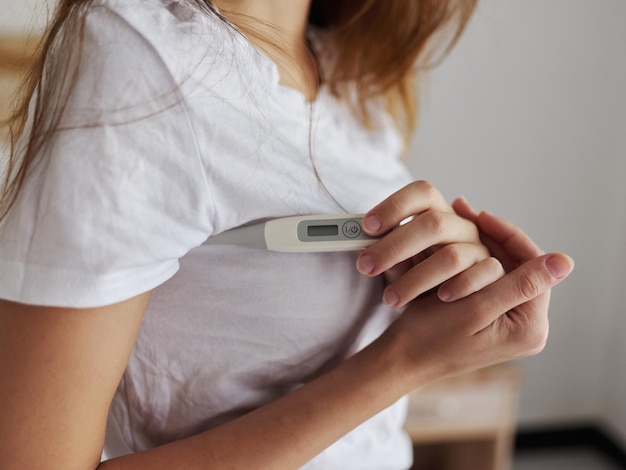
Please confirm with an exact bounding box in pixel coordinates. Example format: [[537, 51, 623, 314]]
[[0, 1, 575, 469], [357, 181, 496, 307], [0, 182, 573, 469], [213, 0, 320, 100]]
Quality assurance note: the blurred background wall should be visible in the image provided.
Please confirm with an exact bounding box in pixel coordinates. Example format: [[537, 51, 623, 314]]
[[2, 0, 625, 447], [1, 0, 51, 33], [408, 0, 626, 443]]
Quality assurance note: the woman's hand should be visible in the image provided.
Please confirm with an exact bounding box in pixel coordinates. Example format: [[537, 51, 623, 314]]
[[357, 181, 502, 308], [451, 195, 542, 273], [378, 198, 574, 387]]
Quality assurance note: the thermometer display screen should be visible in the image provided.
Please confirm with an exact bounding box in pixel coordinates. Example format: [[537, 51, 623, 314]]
[[307, 225, 339, 237]]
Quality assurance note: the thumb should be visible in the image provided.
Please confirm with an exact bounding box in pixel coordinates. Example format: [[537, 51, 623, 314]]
[[464, 253, 574, 332]]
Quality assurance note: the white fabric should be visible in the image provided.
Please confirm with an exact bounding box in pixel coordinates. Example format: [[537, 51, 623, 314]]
[[0, 1, 414, 468]]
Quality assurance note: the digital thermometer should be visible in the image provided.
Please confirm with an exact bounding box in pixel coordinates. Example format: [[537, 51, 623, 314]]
[[205, 214, 379, 252]]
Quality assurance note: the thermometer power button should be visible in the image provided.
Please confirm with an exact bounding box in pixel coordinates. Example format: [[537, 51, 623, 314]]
[[342, 220, 362, 239]]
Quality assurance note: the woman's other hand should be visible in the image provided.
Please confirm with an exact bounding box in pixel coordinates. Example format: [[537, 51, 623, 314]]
[[376, 196, 574, 386], [357, 181, 500, 308]]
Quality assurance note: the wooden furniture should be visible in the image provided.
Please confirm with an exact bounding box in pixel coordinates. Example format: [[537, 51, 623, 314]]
[[406, 364, 521, 470]]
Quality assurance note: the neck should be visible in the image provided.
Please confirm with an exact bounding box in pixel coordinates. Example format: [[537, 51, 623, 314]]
[[212, 0, 319, 101], [212, 0, 312, 40]]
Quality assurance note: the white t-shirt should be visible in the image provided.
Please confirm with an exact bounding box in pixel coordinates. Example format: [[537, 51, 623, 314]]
[[0, 1, 414, 468]]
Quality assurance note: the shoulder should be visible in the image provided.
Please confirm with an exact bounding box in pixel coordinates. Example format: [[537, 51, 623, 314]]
[[84, 1, 244, 82], [86, 0, 230, 45], [49, 0, 233, 126], [71, 0, 268, 111]]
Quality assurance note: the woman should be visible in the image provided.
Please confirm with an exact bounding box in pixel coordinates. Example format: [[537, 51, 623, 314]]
[[0, 1, 573, 468]]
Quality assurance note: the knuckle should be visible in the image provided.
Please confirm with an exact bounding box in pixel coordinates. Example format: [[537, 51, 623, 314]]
[[523, 323, 549, 355], [439, 244, 464, 270], [487, 257, 506, 277], [528, 339, 548, 356], [413, 179, 435, 193], [424, 211, 447, 237], [516, 270, 543, 299], [507, 314, 549, 357], [411, 180, 437, 204], [389, 195, 406, 218]]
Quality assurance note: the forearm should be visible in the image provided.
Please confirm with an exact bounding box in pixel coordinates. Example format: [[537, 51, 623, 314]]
[[100, 337, 411, 470]]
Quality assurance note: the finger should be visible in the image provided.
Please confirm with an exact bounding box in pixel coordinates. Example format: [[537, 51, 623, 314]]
[[383, 259, 414, 284], [476, 240, 518, 274], [452, 199, 518, 270], [437, 257, 505, 302], [461, 253, 574, 333], [476, 211, 544, 262], [382, 243, 490, 307], [362, 180, 451, 236], [357, 211, 480, 276], [453, 201, 544, 267], [451, 196, 480, 222]]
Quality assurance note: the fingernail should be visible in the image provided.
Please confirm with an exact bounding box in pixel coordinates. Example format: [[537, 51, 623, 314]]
[[363, 214, 381, 233], [384, 288, 400, 307], [357, 254, 375, 275], [546, 255, 574, 280], [438, 287, 452, 302]]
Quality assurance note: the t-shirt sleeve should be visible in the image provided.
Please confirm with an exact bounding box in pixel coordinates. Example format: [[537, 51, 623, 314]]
[[0, 5, 214, 308]]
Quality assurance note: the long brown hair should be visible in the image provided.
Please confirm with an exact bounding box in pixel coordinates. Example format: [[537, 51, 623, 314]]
[[1, 0, 477, 220]]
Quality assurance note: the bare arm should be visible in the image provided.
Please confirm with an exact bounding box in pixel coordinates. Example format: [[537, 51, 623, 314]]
[[0, 255, 572, 470], [0, 294, 408, 470], [0, 294, 149, 470], [0, 187, 574, 470]]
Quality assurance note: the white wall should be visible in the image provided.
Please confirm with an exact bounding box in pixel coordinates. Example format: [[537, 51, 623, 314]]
[[603, 50, 626, 443], [605, 257, 626, 444], [4, 0, 626, 444], [409, 0, 626, 436]]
